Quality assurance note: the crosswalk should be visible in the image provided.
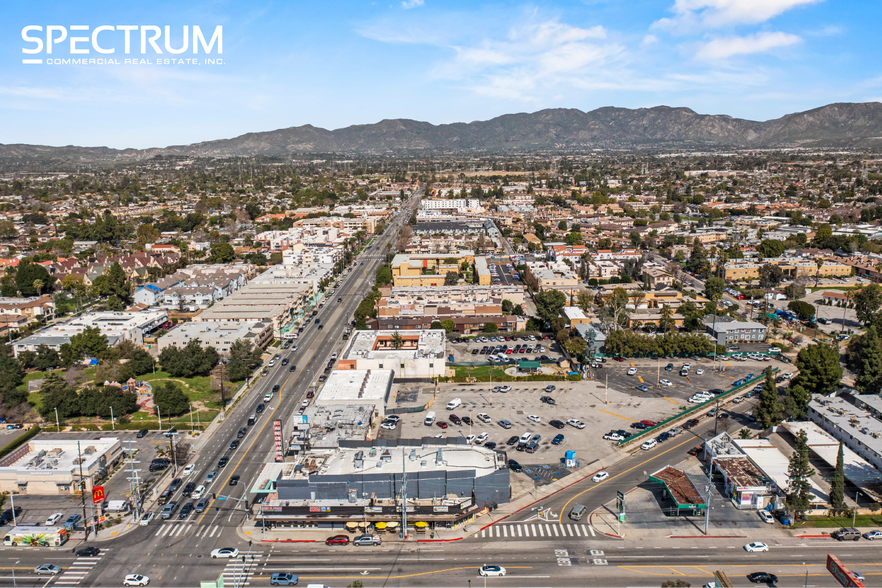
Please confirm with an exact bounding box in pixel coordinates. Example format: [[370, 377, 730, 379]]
[[475, 522, 594, 540], [220, 553, 262, 587], [54, 551, 108, 586], [154, 523, 223, 539]]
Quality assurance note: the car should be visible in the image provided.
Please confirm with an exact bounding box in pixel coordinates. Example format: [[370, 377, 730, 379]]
[[477, 413, 491, 423], [604, 432, 624, 441], [256, 403, 265, 414], [665, 363, 674, 371], [475, 432, 489, 444], [744, 542, 769, 552], [179, 503, 194, 519], [657, 432, 672, 443], [270, 572, 299, 586], [747, 572, 778, 583], [527, 414, 541, 423], [44, 512, 63, 526], [325, 534, 350, 546], [446, 398, 462, 410], [592, 471, 609, 483], [123, 574, 150, 586], [211, 548, 240, 559], [217, 456, 229, 468], [183, 481, 197, 496], [229, 439, 240, 450], [545, 385, 556, 393], [466, 434, 476, 444], [695, 368, 704, 375], [498, 419, 513, 429], [613, 357, 625, 362], [549, 419, 565, 429], [499, 385, 512, 392], [449, 414, 462, 425], [229, 475, 241, 486], [479, 564, 506, 577], [65, 513, 81, 526], [659, 379, 673, 387], [507, 435, 520, 445], [169, 478, 183, 492], [688, 446, 703, 456], [627, 367, 638, 376], [34, 564, 62, 576], [507, 459, 523, 473], [732, 396, 744, 403], [540, 396, 556, 405], [380, 421, 397, 430], [641, 439, 657, 450], [206, 470, 217, 483], [462, 416, 472, 425], [484, 441, 498, 450], [139, 512, 155, 526], [353, 534, 382, 546], [552, 434, 565, 445], [77, 546, 100, 557], [136, 429, 149, 438], [863, 530, 882, 540], [758, 510, 775, 524], [436, 421, 448, 429]]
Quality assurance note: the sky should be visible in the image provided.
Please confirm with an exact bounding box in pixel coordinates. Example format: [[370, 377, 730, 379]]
[[2, 0, 881, 149]]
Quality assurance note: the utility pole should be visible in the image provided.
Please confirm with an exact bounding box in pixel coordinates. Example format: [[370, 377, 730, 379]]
[[77, 441, 89, 539], [704, 449, 715, 536], [124, 440, 142, 522], [400, 449, 408, 540]]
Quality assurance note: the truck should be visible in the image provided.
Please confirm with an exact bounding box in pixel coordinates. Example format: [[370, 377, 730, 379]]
[[3, 525, 70, 547], [104, 500, 131, 513]]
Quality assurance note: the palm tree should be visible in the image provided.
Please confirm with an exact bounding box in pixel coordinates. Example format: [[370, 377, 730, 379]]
[[390, 331, 404, 350], [660, 304, 674, 333], [33, 279, 44, 297], [814, 257, 824, 287]]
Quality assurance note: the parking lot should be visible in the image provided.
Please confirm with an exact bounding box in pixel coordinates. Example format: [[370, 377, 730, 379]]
[[488, 261, 522, 286], [447, 334, 564, 364]]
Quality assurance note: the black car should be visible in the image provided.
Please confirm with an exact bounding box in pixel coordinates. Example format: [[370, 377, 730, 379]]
[[179, 503, 194, 519], [449, 414, 462, 425], [218, 456, 229, 468], [136, 429, 149, 438], [549, 420, 565, 430], [508, 459, 523, 473], [507, 435, 519, 445], [237, 427, 247, 439], [540, 396, 556, 405], [462, 416, 472, 426], [289, 365, 296, 372], [256, 403, 265, 414], [747, 572, 778, 584], [665, 363, 674, 371], [631, 422, 648, 429], [281, 358, 288, 366], [229, 475, 241, 486], [76, 546, 100, 557], [169, 478, 183, 492], [229, 440, 240, 450], [484, 442, 497, 450], [272, 384, 280, 393], [182, 482, 196, 497]]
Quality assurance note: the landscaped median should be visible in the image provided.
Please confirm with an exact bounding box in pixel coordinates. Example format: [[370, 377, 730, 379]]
[[617, 368, 777, 449]]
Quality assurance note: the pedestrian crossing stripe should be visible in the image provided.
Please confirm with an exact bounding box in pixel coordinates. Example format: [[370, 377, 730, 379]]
[[155, 524, 222, 538], [477, 523, 592, 539]]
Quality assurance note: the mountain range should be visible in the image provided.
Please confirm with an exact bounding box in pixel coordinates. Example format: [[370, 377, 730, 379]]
[[4, 102, 882, 163]]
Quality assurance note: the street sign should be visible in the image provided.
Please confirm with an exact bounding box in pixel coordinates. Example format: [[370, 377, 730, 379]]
[[92, 485, 105, 504], [616, 491, 624, 501], [827, 554, 865, 588]]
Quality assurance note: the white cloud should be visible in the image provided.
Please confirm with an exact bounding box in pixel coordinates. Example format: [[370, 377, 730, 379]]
[[401, 0, 424, 9], [655, 0, 823, 31], [694, 31, 801, 60], [641, 34, 659, 46]]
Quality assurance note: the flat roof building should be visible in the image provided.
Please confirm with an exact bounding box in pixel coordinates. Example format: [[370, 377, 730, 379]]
[[0, 437, 122, 495], [808, 396, 882, 472], [156, 319, 273, 354], [338, 329, 446, 379], [315, 369, 394, 410]]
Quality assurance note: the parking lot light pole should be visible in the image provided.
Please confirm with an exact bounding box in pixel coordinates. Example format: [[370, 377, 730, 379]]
[[853, 491, 861, 527], [55, 407, 60, 432], [12, 559, 19, 587]]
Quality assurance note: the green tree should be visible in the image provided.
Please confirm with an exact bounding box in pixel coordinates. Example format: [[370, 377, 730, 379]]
[[829, 441, 846, 512], [209, 242, 235, 263], [513, 304, 524, 316], [390, 331, 404, 350], [785, 429, 816, 518], [704, 276, 725, 302], [439, 319, 456, 333], [375, 265, 393, 287], [535, 290, 567, 325], [855, 326, 882, 394], [784, 383, 812, 420], [501, 299, 514, 314], [158, 340, 220, 378], [127, 349, 155, 376], [153, 380, 190, 417], [15, 260, 51, 297], [758, 264, 784, 289], [787, 300, 815, 321], [783, 283, 806, 300], [38, 372, 79, 420], [33, 344, 60, 371], [757, 239, 785, 258], [69, 326, 108, 358], [754, 369, 783, 429], [105, 262, 130, 301], [444, 271, 460, 286], [430, 321, 443, 330], [0, 350, 26, 408], [483, 322, 498, 333], [852, 284, 882, 326], [566, 232, 583, 245], [794, 343, 843, 395]]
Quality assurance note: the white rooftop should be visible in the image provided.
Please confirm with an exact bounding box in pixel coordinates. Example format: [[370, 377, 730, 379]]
[[318, 444, 503, 477], [342, 329, 446, 360], [315, 370, 393, 406], [0, 438, 120, 476], [733, 438, 829, 505]]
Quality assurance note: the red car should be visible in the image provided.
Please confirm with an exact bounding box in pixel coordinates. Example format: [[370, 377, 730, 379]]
[[306, 390, 315, 399], [449, 414, 462, 425], [640, 420, 657, 427], [436, 421, 448, 429], [687, 446, 703, 456], [325, 535, 349, 546], [613, 357, 625, 362], [683, 418, 700, 429]]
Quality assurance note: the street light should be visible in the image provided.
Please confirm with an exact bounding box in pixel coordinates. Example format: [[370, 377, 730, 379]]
[[12, 559, 19, 587], [54, 407, 59, 432], [853, 490, 862, 528]]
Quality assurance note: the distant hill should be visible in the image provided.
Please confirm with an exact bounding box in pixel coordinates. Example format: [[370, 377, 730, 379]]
[[4, 102, 882, 163]]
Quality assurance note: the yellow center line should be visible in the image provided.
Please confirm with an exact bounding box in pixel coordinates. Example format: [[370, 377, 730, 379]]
[[558, 435, 695, 524], [725, 360, 733, 367], [597, 408, 632, 422], [196, 272, 366, 525]]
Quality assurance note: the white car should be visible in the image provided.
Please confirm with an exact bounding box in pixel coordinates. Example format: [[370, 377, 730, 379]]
[[567, 419, 586, 429], [479, 564, 506, 577], [381, 422, 397, 430], [44, 512, 63, 526], [641, 439, 658, 450], [499, 385, 512, 392], [477, 413, 491, 423], [191, 485, 206, 500], [124, 574, 150, 586], [695, 368, 704, 375], [268, 360, 275, 367], [659, 379, 673, 387], [592, 471, 609, 483], [446, 398, 462, 410], [211, 548, 240, 559], [466, 434, 476, 444], [783, 372, 793, 379], [603, 432, 624, 441], [627, 367, 638, 376], [181, 464, 195, 477], [139, 512, 155, 526], [758, 511, 774, 524], [732, 396, 744, 404], [744, 542, 769, 552], [475, 432, 489, 444], [527, 415, 541, 423]]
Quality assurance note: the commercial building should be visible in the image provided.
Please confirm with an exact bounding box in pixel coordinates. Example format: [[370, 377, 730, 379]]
[[705, 432, 775, 510], [251, 441, 509, 529], [648, 466, 706, 516], [389, 253, 476, 288], [315, 369, 394, 412], [420, 198, 481, 212], [11, 310, 168, 357], [338, 329, 446, 379], [156, 320, 273, 354], [0, 437, 122, 495], [702, 315, 767, 345], [808, 396, 882, 472]]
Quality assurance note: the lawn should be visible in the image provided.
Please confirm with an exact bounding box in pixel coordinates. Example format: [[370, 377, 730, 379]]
[[802, 514, 882, 528], [452, 365, 509, 379]]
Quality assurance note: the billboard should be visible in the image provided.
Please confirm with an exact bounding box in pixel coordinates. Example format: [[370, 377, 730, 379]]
[[826, 554, 865, 588], [273, 420, 283, 462]]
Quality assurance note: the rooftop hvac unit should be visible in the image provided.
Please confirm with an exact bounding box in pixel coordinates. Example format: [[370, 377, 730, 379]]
[[409, 448, 417, 461], [84, 446, 97, 455]]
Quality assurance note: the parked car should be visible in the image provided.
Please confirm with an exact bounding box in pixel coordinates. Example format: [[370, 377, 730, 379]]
[[641, 439, 657, 450], [325, 534, 350, 546], [758, 510, 775, 524], [508, 459, 523, 472], [353, 534, 382, 546], [687, 446, 703, 456], [552, 434, 565, 445]]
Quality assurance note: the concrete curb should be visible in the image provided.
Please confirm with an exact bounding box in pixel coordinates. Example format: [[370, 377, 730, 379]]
[[668, 535, 745, 539], [588, 509, 623, 539]]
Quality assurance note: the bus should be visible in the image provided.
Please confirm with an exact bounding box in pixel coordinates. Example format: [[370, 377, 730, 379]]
[[3, 525, 70, 547]]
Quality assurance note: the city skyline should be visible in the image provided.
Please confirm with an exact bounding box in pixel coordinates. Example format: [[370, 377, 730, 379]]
[[2, 0, 879, 149]]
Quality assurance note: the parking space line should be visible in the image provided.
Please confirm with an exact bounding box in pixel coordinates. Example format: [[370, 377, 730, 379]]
[[597, 408, 632, 422], [637, 376, 644, 383], [663, 397, 679, 405]]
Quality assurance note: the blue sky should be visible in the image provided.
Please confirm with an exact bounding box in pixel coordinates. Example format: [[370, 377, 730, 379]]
[[2, 0, 881, 149]]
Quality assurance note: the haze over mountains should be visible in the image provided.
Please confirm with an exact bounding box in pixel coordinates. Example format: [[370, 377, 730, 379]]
[[4, 102, 882, 163]]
